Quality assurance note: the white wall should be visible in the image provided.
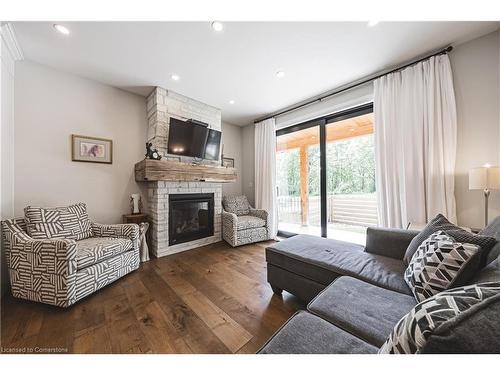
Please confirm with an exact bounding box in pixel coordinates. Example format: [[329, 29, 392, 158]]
[[1, 26, 17, 297], [275, 82, 373, 130], [220, 121, 243, 197], [450, 30, 500, 228], [14, 61, 148, 223]]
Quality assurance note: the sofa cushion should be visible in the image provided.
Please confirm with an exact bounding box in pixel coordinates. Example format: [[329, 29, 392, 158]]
[[266, 234, 411, 294], [236, 215, 266, 230], [24, 202, 92, 241], [480, 216, 500, 265], [76, 236, 133, 269], [404, 231, 481, 302], [258, 311, 377, 354], [308, 276, 416, 347], [222, 195, 250, 216], [471, 257, 500, 283], [379, 282, 500, 354], [403, 214, 496, 266]]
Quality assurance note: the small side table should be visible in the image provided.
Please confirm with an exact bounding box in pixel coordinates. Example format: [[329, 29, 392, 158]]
[[123, 213, 149, 225], [123, 214, 150, 262]]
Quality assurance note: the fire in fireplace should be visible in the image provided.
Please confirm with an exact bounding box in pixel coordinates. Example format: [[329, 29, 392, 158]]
[[168, 193, 215, 246]]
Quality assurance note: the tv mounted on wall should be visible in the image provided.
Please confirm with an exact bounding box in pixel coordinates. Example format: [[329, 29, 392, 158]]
[[167, 118, 222, 161]]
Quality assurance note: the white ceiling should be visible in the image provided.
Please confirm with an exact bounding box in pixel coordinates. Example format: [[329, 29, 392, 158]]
[[12, 21, 500, 126]]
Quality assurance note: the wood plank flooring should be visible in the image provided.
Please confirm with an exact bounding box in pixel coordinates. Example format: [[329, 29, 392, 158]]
[[0, 240, 303, 354]]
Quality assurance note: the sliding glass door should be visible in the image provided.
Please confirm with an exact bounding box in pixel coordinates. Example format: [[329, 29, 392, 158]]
[[276, 104, 377, 244], [276, 122, 321, 236], [325, 108, 376, 244]]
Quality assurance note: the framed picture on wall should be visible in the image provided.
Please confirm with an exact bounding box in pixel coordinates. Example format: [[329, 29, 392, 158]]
[[72, 134, 113, 164], [222, 157, 234, 168]]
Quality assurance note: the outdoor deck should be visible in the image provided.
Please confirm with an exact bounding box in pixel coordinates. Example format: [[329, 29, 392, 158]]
[[277, 193, 378, 245]]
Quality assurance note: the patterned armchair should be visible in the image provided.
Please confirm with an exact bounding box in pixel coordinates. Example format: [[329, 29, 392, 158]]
[[1, 203, 139, 307], [222, 195, 270, 247]]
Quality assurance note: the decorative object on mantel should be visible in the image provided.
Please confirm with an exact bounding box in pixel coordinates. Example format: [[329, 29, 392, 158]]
[[220, 144, 224, 166], [469, 164, 500, 226], [71, 134, 112, 164], [165, 156, 181, 162], [135, 159, 237, 182], [222, 157, 234, 168], [123, 213, 150, 262], [130, 193, 142, 214], [145, 142, 162, 160]]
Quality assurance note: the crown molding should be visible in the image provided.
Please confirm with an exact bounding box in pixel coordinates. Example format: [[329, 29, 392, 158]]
[[1, 23, 24, 61]]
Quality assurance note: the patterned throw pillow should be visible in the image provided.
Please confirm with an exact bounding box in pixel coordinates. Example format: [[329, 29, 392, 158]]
[[379, 282, 500, 354], [24, 202, 92, 240], [222, 195, 251, 216], [404, 231, 480, 302], [403, 214, 496, 266]]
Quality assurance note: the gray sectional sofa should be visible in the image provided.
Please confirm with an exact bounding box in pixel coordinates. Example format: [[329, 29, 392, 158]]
[[260, 217, 500, 354]]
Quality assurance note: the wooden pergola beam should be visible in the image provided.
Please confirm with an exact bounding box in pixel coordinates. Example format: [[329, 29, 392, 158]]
[[277, 125, 373, 152], [276, 113, 374, 152]]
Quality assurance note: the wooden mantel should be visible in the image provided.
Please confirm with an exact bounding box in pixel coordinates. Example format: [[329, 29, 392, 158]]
[[135, 159, 237, 183]]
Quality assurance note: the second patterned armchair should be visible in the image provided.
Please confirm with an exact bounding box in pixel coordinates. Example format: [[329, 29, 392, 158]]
[[222, 195, 270, 247]]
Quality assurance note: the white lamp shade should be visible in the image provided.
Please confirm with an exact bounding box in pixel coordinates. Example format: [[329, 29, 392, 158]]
[[489, 166, 500, 189], [469, 166, 500, 190]]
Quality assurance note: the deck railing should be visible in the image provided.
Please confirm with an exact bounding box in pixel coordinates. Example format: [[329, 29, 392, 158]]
[[277, 193, 378, 228]]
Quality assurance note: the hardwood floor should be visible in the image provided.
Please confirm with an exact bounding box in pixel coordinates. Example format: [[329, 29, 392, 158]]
[[0, 240, 303, 354]]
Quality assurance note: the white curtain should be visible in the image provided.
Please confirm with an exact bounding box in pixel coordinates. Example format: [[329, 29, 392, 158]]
[[374, 54, 457, 228], [255, 118, 277, 238]]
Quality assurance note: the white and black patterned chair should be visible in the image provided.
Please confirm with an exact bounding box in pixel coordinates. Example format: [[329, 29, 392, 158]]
[[222, 195, 270, 247], [1, 203, 140, 307]]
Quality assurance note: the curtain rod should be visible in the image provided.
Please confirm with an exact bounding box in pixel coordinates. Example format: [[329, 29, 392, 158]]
[[254, 45, 453, 124]]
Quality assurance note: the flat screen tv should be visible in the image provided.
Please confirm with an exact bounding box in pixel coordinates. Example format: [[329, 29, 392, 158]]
[[167, 118, 222, 161]]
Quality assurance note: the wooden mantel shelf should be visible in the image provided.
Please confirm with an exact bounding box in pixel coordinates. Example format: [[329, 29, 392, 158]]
[[135, 159, 237, 183]]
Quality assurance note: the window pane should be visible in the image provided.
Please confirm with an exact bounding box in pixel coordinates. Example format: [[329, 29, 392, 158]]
[[276, 126, 321, 236], [325, 112, 377, 244]]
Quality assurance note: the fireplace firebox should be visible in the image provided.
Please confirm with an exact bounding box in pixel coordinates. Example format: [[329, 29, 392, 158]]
[[168, 193, 215, 246]]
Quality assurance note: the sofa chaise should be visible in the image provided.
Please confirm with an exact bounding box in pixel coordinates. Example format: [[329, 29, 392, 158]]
[[260, 215, 500, 353]]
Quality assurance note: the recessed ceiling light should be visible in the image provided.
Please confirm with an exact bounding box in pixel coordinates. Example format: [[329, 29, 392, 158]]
[[276, 71, 285, 78], [171, 74, 180, 81], [53, 24, 70, 35], [211, 21, 224, 32], [367, 21, 379, 27], [229, 100, 235, 105]]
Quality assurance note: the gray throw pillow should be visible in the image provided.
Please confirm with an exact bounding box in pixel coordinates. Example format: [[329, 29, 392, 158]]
[[379, 282, 500, 354], [404, 231, 480, 302], [403, 214, 496, 267]]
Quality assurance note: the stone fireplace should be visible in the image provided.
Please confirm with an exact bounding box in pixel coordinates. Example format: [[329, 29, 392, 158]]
[[148, 181, 222, 257], [143, 87, 226, 257]]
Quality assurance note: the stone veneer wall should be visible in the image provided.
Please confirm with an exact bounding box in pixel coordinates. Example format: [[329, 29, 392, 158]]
[[145, 87, 223, 257], [146, 87, 222, 158]]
